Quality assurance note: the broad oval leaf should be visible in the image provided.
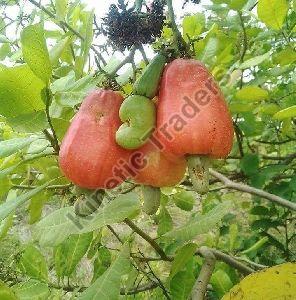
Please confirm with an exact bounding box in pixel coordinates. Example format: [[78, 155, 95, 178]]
[[0, 181, 53, 222], [21, 24, 52, 84], [239, 52, 270, 69], [163, 201, 232, 242], [78, 244, 131, 300], [170, 243, 198, 279], [0, 65, 45, 118], [236, 86, 269, 102], [273, 105, 296, 120], [211, 269, 233, 298], [13, 280, 50, 300], [257, 0, 288, 30], [0, 136, 39, 159], [34, 192, 140, 247], [0, 280, 18, 300], [172, 190, 195, 211], [19, 244, 48, 282]]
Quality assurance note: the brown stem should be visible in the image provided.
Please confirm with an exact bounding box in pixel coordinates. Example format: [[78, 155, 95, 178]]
[[124, 218, 170, 261], [191, 247, 216, 300], [210, 169, 296, 211]]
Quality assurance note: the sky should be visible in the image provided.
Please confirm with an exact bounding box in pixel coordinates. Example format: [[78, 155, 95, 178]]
[[3, 0, 212, 68]]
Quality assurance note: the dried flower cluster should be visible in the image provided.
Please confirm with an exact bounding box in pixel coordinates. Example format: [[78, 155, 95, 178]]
[[103, 0, 166, 51]]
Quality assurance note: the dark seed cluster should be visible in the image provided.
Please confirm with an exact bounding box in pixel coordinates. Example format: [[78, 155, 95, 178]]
[[103, 0, 166, 51]]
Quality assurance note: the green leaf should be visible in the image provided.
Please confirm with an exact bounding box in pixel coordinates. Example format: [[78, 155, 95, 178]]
[[240, 154, 259, 176], [182, 14, 205, 41], [0, 180, 53, 222], [257, 0, 288, 30], [157, 206, 173, 236], [172, 190, 195, 211], [62, 232, 93, 276], [0, 65, 45, 118], [170, 243, 198, 279], [34, 192, 140, 246], [236, 86, 269, 102], [0, 214, 13, 241], [78, 244, 131, 300], [19, 244, 48, 281], [13, 280, 50, 300], [229, 223, 238, 251], [53, 72, 97, 107], [92, 247, 112, 282], [170, 271, 195, 300], [78, 10, 94, 76], [211, 269, 233, 298], [55, 0, 68, 21], [50, 36, 72, 65], [0, 136, 39, 158], [21, 24, 52, 84], [273, 105, 296, 120], [6, 111, 48, 133], [0, 280, 18, 300], [239, 52, 270, 69], [273, 48, 296, 66], [163, 202, 232, 242]]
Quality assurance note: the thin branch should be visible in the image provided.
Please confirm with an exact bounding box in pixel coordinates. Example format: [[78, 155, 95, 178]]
[[210, 169, 296, 211], [166, 0, 188, 55], [139, 250, 171, 300], [121, 282, 158, 295], [124, 219, 171, 261], [44, 89, 60, 154], [234, 256, 268, 270], [107, 225, 124, 244], [138, 44, 149, 65], [191, 247, 216, 300], [27, 0, 106, 65], [12, 184, 71, 190], [109, 46, 137, 77], [208, 249, 254, 275]]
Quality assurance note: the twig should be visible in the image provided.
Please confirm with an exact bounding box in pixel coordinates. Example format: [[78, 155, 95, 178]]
[[109, 46, 137, 77], [234, 256, 268, 270], [107, 225, 124, 244], [234, 123, 244, 157], [27, 0, 106, 65], [139, 250, 171, 300], [12, 184, 71, 190], [121, 282, 158, 295], [191, 247, 216, 300], [210, 169, 296, 211], [124, 219, 171, 261], [44, 88, 60, 153], [208, 249, 254, 275], [166, 0, 188, 55], [137, 44, 149, 64]]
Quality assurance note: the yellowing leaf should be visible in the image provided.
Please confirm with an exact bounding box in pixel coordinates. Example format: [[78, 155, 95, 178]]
[[222, 263, 296, 300], [236, 86, 269, 102], [273, 105, 296, 120], [273, 48, 296, 66], [257, 0, 288, 30]]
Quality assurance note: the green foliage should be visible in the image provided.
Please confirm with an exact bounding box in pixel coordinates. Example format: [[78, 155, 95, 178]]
[[0, 0, 295, 298]]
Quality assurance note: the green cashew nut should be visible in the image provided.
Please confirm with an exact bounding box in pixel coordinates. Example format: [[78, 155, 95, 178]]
[[116, 95, 156, 149]]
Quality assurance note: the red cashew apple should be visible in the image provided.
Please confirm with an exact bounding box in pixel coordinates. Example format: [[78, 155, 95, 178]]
[[59, 90, 131, 189], [157, 59, 234, 193], [132, 137, 187, 187]]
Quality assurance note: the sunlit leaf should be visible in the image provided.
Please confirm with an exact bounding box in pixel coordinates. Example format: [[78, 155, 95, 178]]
[[257, 0, 288, 30], [21, 24, 52, 83]]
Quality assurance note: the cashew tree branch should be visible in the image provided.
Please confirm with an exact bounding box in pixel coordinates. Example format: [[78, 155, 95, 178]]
[[210, 169, 296, 211]]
